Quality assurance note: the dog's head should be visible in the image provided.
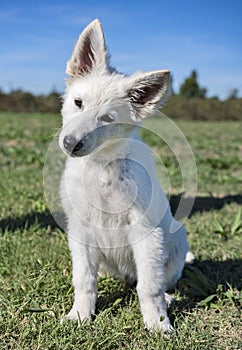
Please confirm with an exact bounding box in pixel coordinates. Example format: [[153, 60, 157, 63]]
[[59, 19, 170, 157]]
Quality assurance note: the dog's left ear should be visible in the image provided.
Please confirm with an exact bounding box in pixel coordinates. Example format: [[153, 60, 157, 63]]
[[126, 70, 170, 118], [66, 19, 109, 77]]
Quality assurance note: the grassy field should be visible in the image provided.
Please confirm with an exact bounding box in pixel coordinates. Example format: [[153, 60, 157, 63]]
[[0, 112, 241, 349]]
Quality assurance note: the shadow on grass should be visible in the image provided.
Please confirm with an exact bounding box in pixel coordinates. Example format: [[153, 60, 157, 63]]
[[96, 283, 137, 316], [0, 210, 65, 233], [170, 193, 242, 219], [168, 258, 242, 323], [178, 259, 242, 299], [95, 258, 242, 321], [1, 194, 242, 233]]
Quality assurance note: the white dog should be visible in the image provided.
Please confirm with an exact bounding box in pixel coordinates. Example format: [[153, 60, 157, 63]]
[[59, 19, 193, 334]]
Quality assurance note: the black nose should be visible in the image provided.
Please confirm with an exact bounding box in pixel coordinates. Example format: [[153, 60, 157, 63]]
[[63, 135, 83, 154]]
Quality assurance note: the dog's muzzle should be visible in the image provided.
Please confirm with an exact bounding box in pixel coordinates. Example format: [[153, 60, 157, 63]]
[[63, 135, 83, 156], [62, 124, 129, 157]]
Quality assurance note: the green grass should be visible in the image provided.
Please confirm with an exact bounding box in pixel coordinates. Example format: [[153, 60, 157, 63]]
[[0, 112, 241, 349]]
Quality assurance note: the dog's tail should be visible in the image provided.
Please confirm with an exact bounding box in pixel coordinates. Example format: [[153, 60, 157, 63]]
[[185, 251, 195, 264]]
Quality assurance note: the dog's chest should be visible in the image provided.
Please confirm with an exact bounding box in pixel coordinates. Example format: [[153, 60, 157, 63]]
[[62, 158, 134, 228]]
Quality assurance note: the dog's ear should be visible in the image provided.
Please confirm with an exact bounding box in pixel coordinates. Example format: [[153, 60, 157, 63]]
[[126, 70, 170, 118], [66, 19, 109, 77]]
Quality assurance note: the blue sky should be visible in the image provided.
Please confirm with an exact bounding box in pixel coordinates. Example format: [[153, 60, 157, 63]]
[[0, 0, 241, 99]]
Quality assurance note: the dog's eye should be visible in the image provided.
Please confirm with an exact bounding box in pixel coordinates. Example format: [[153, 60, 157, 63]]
[[74, 99, 83, 109], [99, 114, 114, 123]]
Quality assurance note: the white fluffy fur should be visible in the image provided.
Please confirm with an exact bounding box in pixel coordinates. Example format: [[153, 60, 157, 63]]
[[59, 19, 194, 335]]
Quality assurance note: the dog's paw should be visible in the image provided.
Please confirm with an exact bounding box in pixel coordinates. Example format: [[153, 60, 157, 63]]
[[159, 317, 174, 337], [60, 308, 91, 326], [145, 316, 174, 336]]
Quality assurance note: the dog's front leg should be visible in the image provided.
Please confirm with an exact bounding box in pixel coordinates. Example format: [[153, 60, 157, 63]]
[[61, 233, 98, 325], [131, 227, 173, 335]]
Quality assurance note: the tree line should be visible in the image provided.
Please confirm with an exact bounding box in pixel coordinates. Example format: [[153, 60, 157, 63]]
[[0, 90, 62, 113], [0, 70, 241, 120]]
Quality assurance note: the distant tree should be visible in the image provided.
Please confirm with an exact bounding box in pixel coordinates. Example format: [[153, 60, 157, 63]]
[[0, 88, 62, 113], [169, 74, 175, 95], [210, 95, 219, 100], [45, 90, 62, 112], [20, 91, 38, 110], [179, 70, 207, 98], [227, 88, 239, 100]]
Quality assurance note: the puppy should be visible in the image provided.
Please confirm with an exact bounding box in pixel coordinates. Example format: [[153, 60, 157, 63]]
[[59, 19, 193, 334]]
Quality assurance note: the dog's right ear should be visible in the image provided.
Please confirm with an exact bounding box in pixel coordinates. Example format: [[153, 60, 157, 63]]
[[66, 19, 109, 77]]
